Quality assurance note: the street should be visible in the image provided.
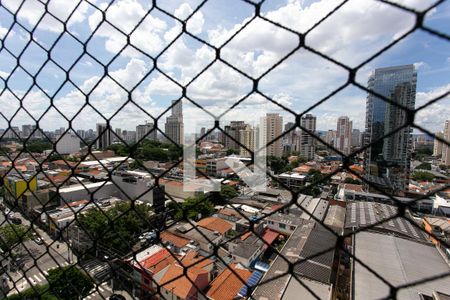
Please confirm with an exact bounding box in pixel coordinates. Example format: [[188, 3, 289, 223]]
[[2, 209, 130, 299]]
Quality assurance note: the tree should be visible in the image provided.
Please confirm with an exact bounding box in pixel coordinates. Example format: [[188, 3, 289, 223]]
[[107, 144, 131, 156], [308, 169, 324, 183], [226, 149, 239, 156], [7, 284, 58, 300], [416, 162, 432, 170], [47, 266, 94, 299], [171, 195, 214, 221], [0, 224, 32, 252], [412, 171, 435, 182], [210, 185, 239, 205], [26, 140, 52, 153], [268, 156, 289, 174], [76, 202, 154, 254], [220, 185, 238, 201], [344, 177, 362, 184], [47, 153, 63, 162]]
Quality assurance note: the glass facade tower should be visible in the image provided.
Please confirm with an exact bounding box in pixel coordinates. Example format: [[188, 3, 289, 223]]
[[364, 65, 417, 192]]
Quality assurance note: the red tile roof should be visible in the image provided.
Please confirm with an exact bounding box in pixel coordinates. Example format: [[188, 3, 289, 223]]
[[159, 264, 208, 299], [206, 264, 252, 300], [160, 231, 190, 248], [240, 231, 252, 241], [196, 217, 233, 235], [197, 217, 233, 234], [262, 229, 279, 250], [343, 183, 364, 192], [181, 251, 214, 270], [140, 248, 176, 274]]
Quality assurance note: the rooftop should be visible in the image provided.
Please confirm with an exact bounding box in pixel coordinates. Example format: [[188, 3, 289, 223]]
[[231, 233, 265, 260], [353, 231, 450, 300], [345, 202, 429, 242], [323, 205, 346, 234], [342, 183, 364, 192], [278, 172, 307, 179], [206, 263, 252, 300], [253, 220, 336, 299], [281, 276, 332, 300], [160, 231, 190, 248], [56, 181, 114, 193], [196, 217, 233, 235], [159, 264, 208, 299], [424, 217, 450, 233]]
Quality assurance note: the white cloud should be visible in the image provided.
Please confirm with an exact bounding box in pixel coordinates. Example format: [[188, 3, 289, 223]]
[[1, 0, 448, 136], [1, 0, 89, 33], [415, 83, 450, 132], [0, 26, 8, 39], [414, 61, 427, 70], [0, 71, 9, 79], [175, 3, 205, 34]]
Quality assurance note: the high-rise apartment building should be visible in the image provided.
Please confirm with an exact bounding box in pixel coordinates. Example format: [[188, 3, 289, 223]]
[[433, 131, 444, 157], [335, 116, 353, 155], [299, 114, 316, 161], [324, 130, 336, 148], [262, 113, 283, 158], [164, 100, 183, 145], [239, 124, 255, 157], [96, 123, 112, 150], [56, 131, 81, 154], [442, 120, 450, 166], [364, 64, 416, 192], [115, 128, 122, 140], [122, 130, 137, 144], [136, 122, 157, 142], [224, 121, 247, 151], [21, 125, 32, 138], [351, 129, 362, 148]]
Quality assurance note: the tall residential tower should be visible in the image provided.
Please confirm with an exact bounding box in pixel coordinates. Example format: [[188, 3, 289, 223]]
[[165, 100, 184, 145], [364, 64, 417, 192]]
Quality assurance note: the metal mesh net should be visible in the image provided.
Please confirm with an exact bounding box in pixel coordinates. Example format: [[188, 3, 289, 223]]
[[0, 0, 449, 299]]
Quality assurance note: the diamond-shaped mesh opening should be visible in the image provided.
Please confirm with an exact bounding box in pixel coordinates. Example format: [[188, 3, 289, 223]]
[[0, 0, 449, 299]]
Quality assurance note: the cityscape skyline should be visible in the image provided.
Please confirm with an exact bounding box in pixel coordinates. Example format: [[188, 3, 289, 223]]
[[1, 1, 450, 299], [0, 1, 449, 134]]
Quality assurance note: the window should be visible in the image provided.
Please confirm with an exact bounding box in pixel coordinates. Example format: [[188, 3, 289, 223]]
[[279, 223, 286, 229], [290, 225, 296, 231]]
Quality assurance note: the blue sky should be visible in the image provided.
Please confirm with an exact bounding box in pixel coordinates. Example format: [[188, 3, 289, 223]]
[[0, 0, 449, 136]]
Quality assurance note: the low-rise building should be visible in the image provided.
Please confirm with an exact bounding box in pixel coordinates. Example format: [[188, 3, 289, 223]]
[[55, 181, 118, 204], [353, 231, 450, 300], [228, 233, 266, 268], [422, 217, 450, 260], [252, 220, 336, 300], [277, 172, 306, 189], [55, 132, 80, 154], [3, 173, 37, 205], [196, 217, 233, 236], [206, 263, 252, 300], [432, 190, 450, 217], [345, 202, 429, 242]]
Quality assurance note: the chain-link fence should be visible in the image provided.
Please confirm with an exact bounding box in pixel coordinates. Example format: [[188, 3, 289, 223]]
[[0, 0, 450, 299]]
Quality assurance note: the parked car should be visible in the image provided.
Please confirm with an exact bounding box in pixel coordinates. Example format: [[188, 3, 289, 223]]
[[33, 237, 44, 245]]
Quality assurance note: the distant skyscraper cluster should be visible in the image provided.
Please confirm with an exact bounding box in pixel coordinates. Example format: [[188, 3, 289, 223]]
[[364, 64, 417, 192], [434, 120, 450, 166], [298, 114, 317, 160], [262, 113, 284, 158], [136, 122, 157, 142], [335, 116, 353, 155], [96, 123, 112, 150], [164, 100, 184, 146]]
